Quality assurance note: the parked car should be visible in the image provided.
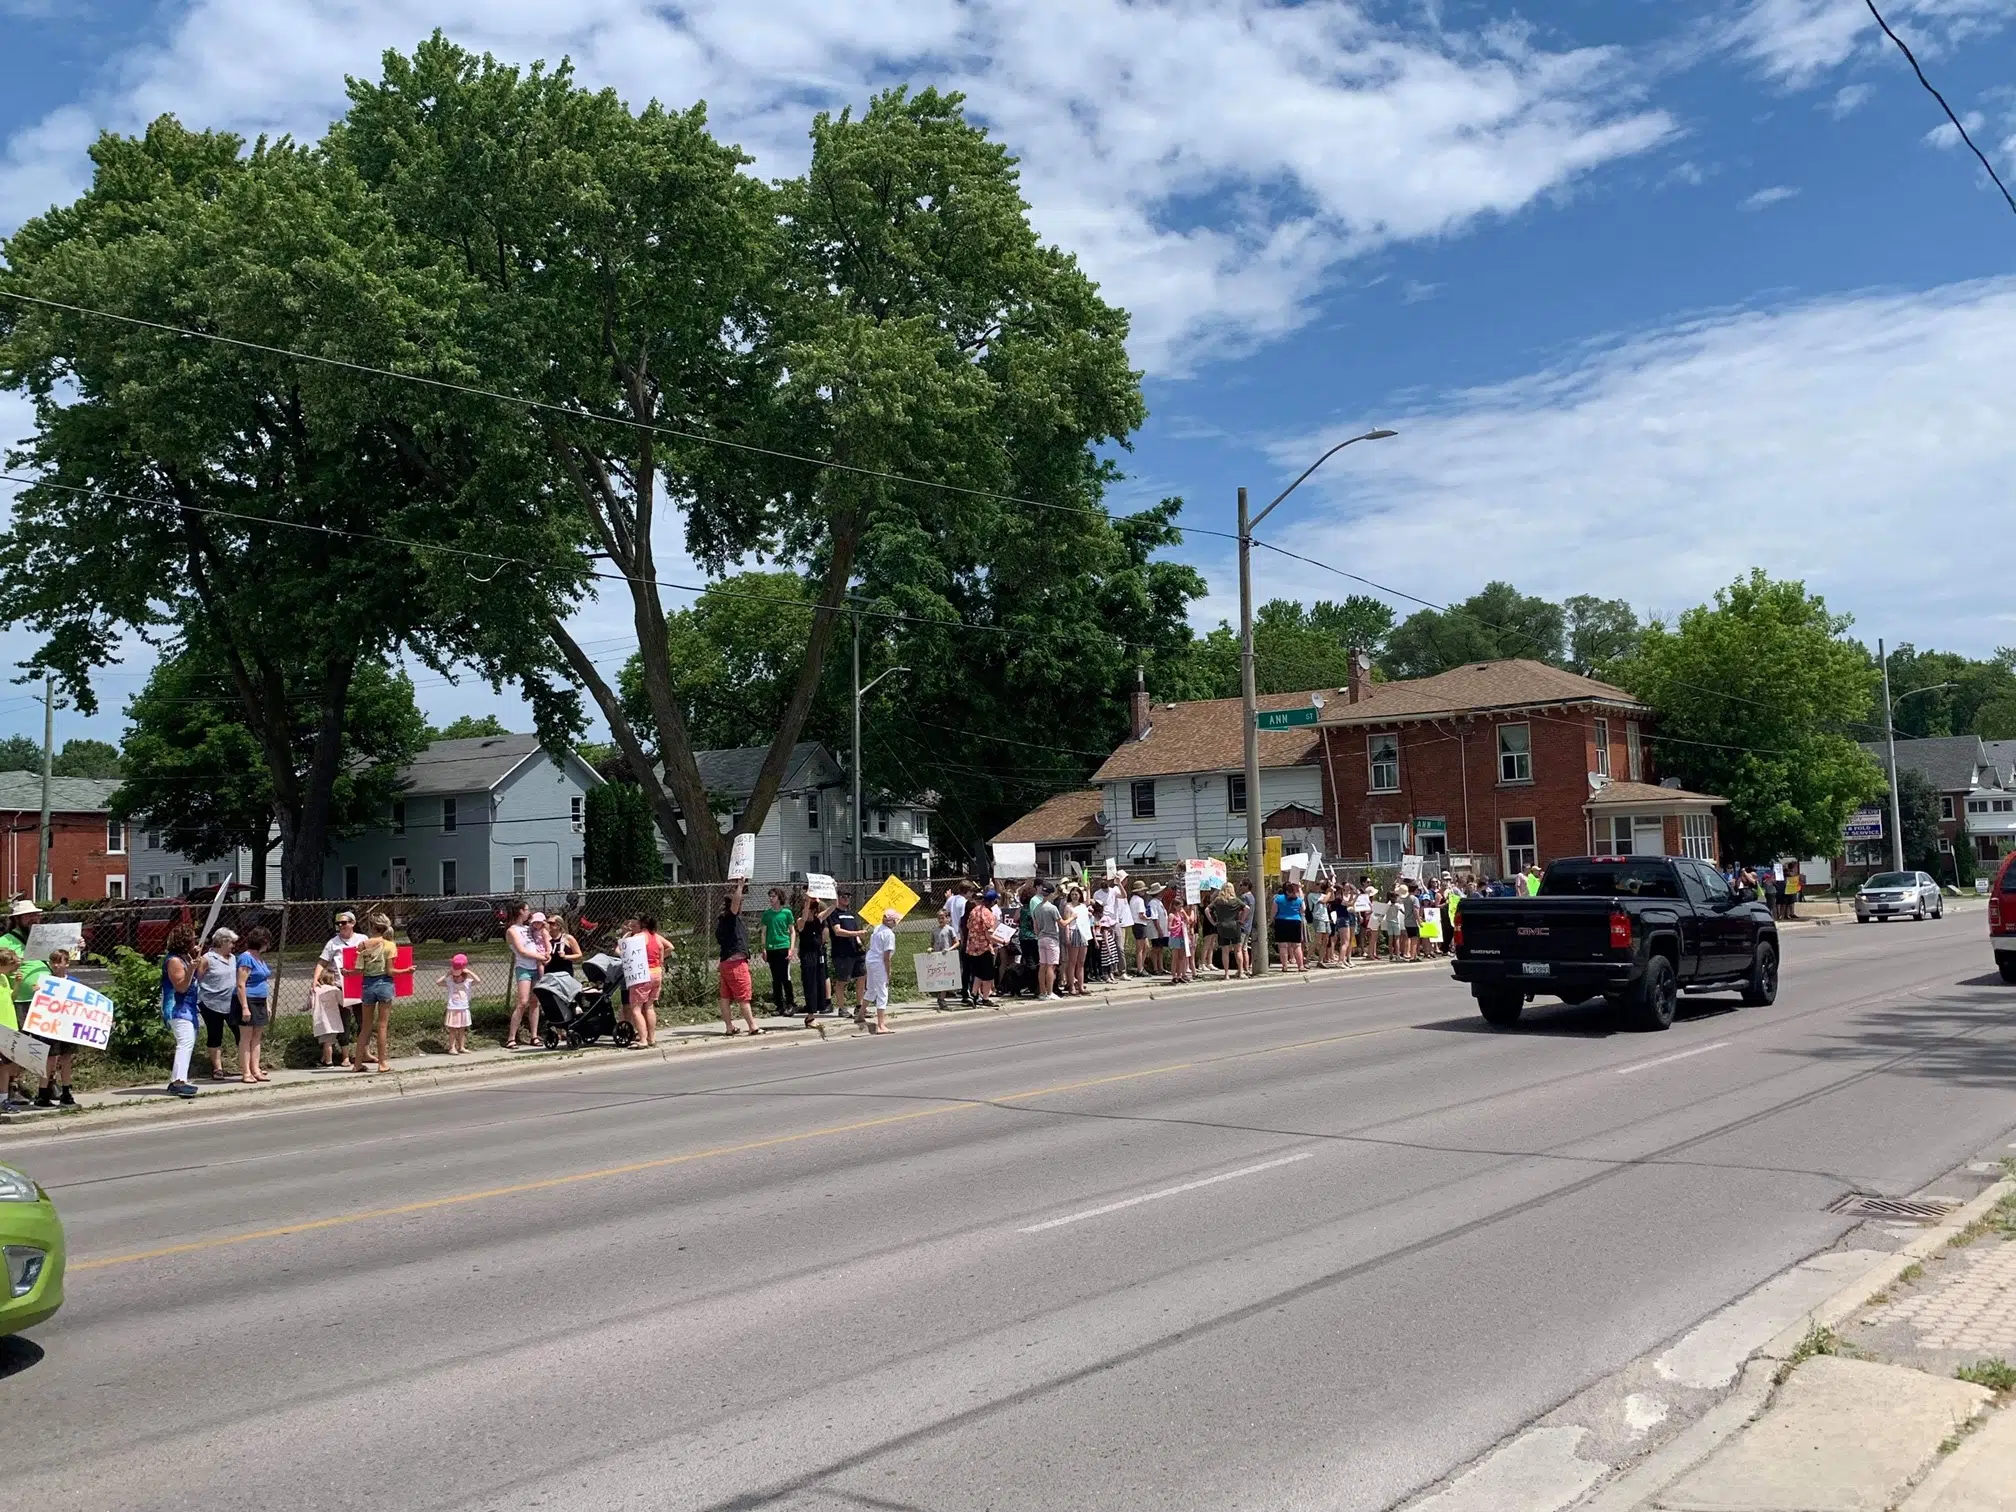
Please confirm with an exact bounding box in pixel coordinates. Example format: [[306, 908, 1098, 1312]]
[[1990, 851, 2016, 983], [81, 884, 278, 960], [1854, 871, 1943, 924], [1452, 856, 1779, 1031], [0, 1163, 64, 1339], [402, 900, 506, 945]]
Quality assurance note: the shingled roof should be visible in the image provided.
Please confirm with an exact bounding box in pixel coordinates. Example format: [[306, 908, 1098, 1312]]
[[1857, 735, 1998, 794], [0, 773, 121, 813], [991, 789, 1105, 845], [1319, 659, 1646, 728], [1584, 779, 1724, 808], [1091, 690, 1328, 782]]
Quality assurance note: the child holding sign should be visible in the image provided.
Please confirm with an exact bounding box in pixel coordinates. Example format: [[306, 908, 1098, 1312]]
[[31, 950, 79, 1107], [0, 948, 20, 1111]]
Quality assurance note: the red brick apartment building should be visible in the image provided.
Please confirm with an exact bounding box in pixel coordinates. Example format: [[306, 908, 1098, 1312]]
[[0, 774, 132, 901], [1316, 660, 1724, 876]]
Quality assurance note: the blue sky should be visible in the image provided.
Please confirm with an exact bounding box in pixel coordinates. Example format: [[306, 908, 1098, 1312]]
[[2, 0, 2013, 747]]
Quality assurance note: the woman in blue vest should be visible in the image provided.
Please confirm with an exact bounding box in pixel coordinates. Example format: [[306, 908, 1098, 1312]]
[[160, 924, 202, 1099]]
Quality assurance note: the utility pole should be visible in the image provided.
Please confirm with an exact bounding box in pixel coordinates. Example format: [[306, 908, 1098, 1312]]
[[1880, 638, 1904, 874], [1238, 428, 1396, 975], [35, 675, 54, 901], [852, 616, 862, 886]]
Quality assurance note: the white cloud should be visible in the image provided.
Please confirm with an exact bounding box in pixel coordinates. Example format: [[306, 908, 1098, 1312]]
[[0, 0, 1675, 373], [1740, 183, 1802, 208], [1251, 279, 2016, 656], [1733, 0, 2016, 87], [1831, 82, 1874, 115], [1923, 110, 1987, 146]]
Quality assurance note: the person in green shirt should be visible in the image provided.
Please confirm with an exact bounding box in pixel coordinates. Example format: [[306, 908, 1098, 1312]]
[[760, 887, 798, 1016], [1, 899, 49, 1032]]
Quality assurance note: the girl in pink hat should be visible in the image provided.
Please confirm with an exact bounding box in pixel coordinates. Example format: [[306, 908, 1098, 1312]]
[[437, 954, 481, 1055]]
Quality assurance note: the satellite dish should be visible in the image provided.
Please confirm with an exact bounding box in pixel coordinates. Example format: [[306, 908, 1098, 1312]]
[[1588, 772, 1611, 792], [1310, 692, 1326, 709]]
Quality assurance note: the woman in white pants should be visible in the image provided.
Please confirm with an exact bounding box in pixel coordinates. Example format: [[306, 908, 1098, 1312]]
[[160, 925, 203, 1099]]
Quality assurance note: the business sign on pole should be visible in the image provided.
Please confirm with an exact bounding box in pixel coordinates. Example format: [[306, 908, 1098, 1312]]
[[20, 975, 116, 1049], [1254, 707, 1318, 731], [1842, 807, 1884, 841]]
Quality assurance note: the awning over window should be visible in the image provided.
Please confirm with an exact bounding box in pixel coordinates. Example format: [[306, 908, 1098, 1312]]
[[1126, 840, 1159, 863]]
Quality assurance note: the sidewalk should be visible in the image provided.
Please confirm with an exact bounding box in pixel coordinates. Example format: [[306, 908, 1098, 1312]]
[[1617, 1178, 2016, 1511], [0, 952, 1451, 1133]]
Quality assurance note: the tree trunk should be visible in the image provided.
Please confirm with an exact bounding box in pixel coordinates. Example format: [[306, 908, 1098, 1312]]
[[277, 661, 354, 902]]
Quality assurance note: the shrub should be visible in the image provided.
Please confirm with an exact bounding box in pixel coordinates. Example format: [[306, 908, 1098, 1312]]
[[102, 945, 171, 1063]]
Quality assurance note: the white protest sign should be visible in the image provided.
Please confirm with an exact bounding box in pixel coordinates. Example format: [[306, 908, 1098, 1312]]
[[0, 1025, 47, 1079], [992, 842, 1037, 879], [20, 974, 116, 1050], [24, 921, 82, 960], [618, 934, 652, 988], [991, 921, 1015, 945], [915, 950, 962, 995], [806, 872, 838, 902], [1400, 854, 1425, 883], [728, 832, 756, 881], [1182, 859, 1212, 905], [199, 873, 234, 945]]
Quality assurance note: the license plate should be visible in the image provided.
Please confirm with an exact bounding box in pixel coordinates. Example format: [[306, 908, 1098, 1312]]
[[1520, 961, 1552, 977]]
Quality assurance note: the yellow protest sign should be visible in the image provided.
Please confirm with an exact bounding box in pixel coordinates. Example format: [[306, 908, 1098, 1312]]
[[861, 874, 921, 925], [1262, 836, 1283, 878]]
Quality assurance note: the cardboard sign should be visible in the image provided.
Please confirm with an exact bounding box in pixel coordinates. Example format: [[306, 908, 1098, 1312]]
[[24, 921, 82, 960], [915, 949, 962, 995], [991, 921, 1015, 945], [1400, 855, 1425, 883], [1262, 836, 1283, 877], [0, 1025, 48, 1079], [728, 832, 756, 881], [21, 974, 116, 1049], [1183, 858, 1228, 902], [861, 874, 921, 926], [619, 934, 652, 986], [806, 873, 838, 902], [992, 843, 1037, 879]]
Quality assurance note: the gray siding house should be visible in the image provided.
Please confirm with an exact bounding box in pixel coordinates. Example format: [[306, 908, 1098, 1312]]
[[324, 733, 601, 899]]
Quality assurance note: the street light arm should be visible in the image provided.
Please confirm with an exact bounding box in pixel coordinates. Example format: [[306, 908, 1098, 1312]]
[[1250, 428, 1396, 531], [859, 666, 909, 698]]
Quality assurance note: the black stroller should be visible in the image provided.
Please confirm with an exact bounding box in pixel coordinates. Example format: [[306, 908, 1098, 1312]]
[[536, 955, 635, 1049]]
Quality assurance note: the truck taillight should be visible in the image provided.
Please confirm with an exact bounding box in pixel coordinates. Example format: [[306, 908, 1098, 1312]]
[[1993, 895, 2003, 933], [1609, 910, 1632, 950], [1452, 912, 1463, 949]]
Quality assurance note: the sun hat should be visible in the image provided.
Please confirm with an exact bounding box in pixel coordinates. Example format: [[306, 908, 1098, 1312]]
[[452, 953, 469, 968], [9, 899, 40, 918]]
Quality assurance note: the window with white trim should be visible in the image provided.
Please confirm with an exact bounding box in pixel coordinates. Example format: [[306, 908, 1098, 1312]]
[[1131, 780, 1157, 818], [1371, 824, 1405, 867], [440, 859, 458, 896], [571, 855, 585, 890], [1594, 718, 1611, 778], [1681, 813, 1715, 861], [106, 875, 125, 899], [1497, 724, 1532, 784], [570, 795, 584, 833], [1602, 815, 1635, 855], [1368, 734, 1399, 792], [1227, 774, 1247, 814], [1502, 818, 1538, 875], [1940, 795, 1955, 821], [441, 796, 458, 835], [512, 856, 529, 892], [105, 818, 126, 854], [1626, 721, 1643, 782]]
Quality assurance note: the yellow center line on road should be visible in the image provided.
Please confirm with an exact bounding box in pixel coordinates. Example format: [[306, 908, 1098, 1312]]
[[71, 1020, 1410, 1273]]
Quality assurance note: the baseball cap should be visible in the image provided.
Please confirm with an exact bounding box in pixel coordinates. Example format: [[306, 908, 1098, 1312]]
[[529, 911, 547, 923], [982, 888, 999, 900], [451, 953, 469, 968], [334, 910, 357, 924]]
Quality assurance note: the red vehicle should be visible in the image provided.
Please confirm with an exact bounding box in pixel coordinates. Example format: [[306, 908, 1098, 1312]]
[[83, 884, 280, 960], [1991, 851, 2016, 983]]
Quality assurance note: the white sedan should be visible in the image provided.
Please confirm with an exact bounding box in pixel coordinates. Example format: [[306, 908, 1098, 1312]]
[[1855, 871, 1944, 922]]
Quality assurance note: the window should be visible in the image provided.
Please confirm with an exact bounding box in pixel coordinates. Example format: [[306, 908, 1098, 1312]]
[[809, 852, 821, 872], [1971, 799, 1990, 814], [343, 864, 360, 899], [1503, 818, 1538, 875], [1681, 812, 1715, 861], [570, 795, 584, 833], [204, 870, 220, 886], [876, 810, 889, 836], [1939, 836, 1954, 853], [1545, 859, 1680, 899], [1368, 734, 1400, 792], [914, 811, 927, 838], [1131, 780, 1157, 819], [392, 800, 406, 836], [106, 875, 126, 900], [440, 859, 458, 896], [512, 856, 529, 891], [1594, 718, 1611, 778], [145, 828, 161, 851], [1626, 722, 1643, 782], [105, 818, 126, 854], [1497, 724, 1532, 784], [1940, 796, 1955, 821], [177, 873, 192, 894], [1227, 774, 1248, 814], [1998, 799, 2015, 814], [146, 874, 162, 897], [571, 854, 585, 890], [1602, 815, 1635, 855], [390, 857, 409, 894], [441, 796, 458, 835], [1371, 823, 1406, 866], [806, 790, 820, 829]]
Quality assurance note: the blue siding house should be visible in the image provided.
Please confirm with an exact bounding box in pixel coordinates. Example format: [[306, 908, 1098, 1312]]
[[324, 733, 601, 899]]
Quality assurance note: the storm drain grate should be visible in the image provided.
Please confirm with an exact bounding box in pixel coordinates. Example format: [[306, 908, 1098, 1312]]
[[1826, 1192, 1962, 1223]]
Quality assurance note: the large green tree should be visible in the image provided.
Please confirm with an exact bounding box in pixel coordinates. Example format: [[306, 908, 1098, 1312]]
[[0, 735, 39, 772], [1385, 582, 1567, 678], [0, 116, 573, 898], [51, 738, 122, 778], [1167, 595, 1395, 701], [112, 638, 427, 893], [1563, 595, 1641, 677], [1871, 643, 2016, 740], [1613, 571, 1885, 859]]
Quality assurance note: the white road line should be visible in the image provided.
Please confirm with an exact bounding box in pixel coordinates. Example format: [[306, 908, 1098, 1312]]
[[1616, 1040, 1730, 1075], [1018, 1151, 1315, 1234]]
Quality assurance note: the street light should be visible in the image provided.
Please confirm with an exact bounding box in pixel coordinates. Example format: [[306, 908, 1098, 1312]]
[[1240, 428, 1397, 973], [1876, 649, 1956, 872], [852, 611, 908, 882]]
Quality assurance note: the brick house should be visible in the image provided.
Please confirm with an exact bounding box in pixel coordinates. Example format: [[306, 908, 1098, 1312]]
[[1316, 659, 1724, 875], [0, 774, 136, 901]]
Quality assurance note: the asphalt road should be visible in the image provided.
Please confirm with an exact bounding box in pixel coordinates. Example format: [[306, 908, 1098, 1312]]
[[4, 912, 2013, 1512]]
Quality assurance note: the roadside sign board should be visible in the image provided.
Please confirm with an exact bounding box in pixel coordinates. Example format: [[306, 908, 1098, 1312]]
[[1843, 807, 1884, 841], [1254, 707, 1318, 731]]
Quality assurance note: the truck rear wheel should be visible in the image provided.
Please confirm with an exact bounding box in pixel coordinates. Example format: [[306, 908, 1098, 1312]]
[[1476, 987, 1524, 1027], [1741, 942, 1778, 1007], [2000, 957, 2016, 985], [1624, 955, 1677, 1032]]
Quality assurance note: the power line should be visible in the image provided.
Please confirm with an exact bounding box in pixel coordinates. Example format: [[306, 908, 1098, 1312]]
[[1864, 0, 2016, 217]]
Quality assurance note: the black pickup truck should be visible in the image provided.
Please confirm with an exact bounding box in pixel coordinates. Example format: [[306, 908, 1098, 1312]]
[[1452, 856, 1778, 1031]]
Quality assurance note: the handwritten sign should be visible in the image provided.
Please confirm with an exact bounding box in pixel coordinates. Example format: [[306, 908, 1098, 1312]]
[[21, 974, 116, 1049], [992, 842, 1037, 879], [618, 933, 652, 988], [728, 832, 756, 881], [24, 921, 82, 960], [915, 950, 962, 995], [991, 922, 1015, 945], [1183, 858, 1228, 903], [861, 874, 921, 926], [0, 1026, 47, 1079], [805, 873, 838, 902]]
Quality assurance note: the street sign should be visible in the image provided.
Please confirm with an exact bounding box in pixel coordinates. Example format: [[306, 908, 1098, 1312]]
[[1842, 807, 1884, 841], [1255, 706, 1318, 731]]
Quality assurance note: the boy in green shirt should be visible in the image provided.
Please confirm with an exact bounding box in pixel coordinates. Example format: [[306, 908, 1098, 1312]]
[[760, 888, 798, 1015]]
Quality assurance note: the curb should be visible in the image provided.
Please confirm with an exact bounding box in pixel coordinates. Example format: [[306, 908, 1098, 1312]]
[[0, 955, 1453, 1142], [1573, 1174, 2016, 1511]]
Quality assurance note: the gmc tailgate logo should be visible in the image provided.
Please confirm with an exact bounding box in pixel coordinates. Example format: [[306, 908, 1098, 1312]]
[[1517, 926, 1550, 936]]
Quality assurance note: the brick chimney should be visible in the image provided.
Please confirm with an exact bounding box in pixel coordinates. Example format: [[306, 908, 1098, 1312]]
[[1348, 650, 1373, 705], [1130, 667, 1151, 741]]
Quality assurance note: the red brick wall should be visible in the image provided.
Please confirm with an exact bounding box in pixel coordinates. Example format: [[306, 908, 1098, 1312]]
[[1319, 706, 1626, 872], [1, 810, 130, 901]]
